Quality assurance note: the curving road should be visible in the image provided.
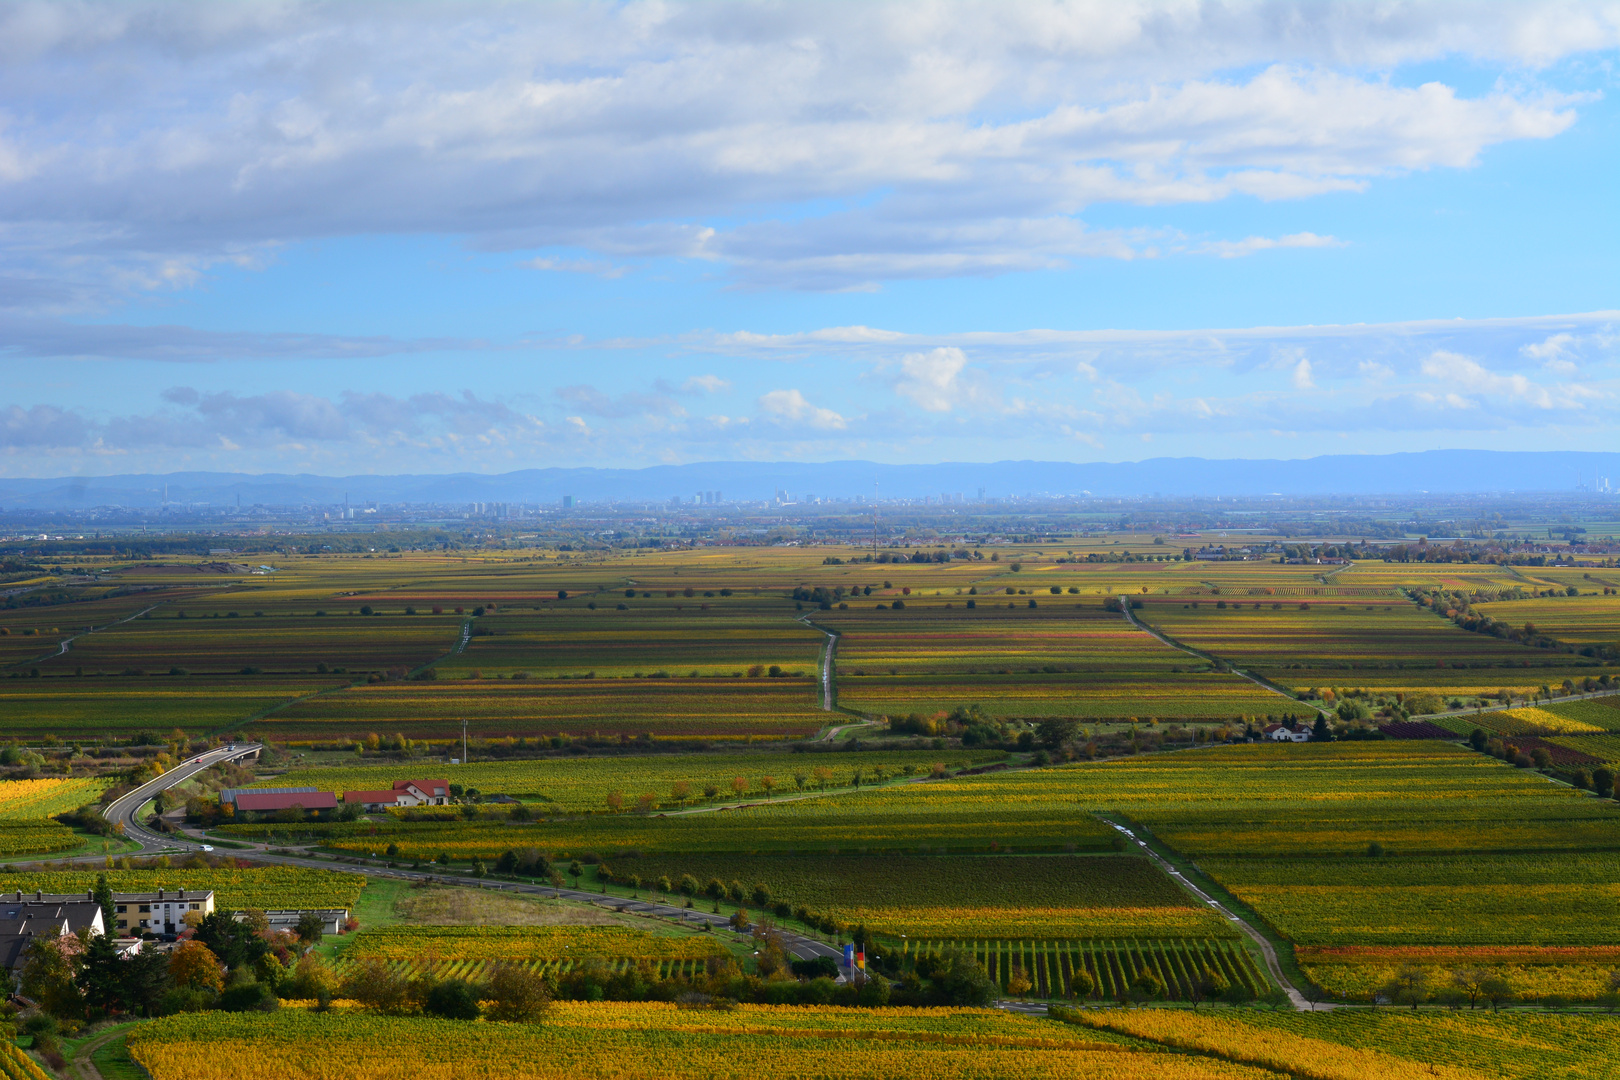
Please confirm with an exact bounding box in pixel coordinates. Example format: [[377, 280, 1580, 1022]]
[[102, 745, 858, 981], [103, 742, 265, 853]]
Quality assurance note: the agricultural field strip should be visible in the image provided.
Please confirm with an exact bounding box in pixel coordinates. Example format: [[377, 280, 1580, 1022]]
[[254, 749, 1008, 812], [125, 1005, 1284, 1080]]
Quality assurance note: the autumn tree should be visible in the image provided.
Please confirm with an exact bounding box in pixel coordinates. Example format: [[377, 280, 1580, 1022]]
[[169, 940, 223, 993]]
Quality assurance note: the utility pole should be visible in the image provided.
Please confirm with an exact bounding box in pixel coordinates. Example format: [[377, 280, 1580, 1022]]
[[461, 718, 468, 766], [872, 479, 879, 561]]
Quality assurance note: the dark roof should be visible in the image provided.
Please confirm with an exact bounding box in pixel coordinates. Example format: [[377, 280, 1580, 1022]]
[[344, 790, 399, 803], [222, 786, 322, 805], [233, 790, 339, 812]]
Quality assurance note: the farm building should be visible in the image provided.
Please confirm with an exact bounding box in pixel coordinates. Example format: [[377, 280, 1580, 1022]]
[[220, 787, 339, 814]]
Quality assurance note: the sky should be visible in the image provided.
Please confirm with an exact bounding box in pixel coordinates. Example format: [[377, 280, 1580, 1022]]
[[1, 0, 1618, 478]]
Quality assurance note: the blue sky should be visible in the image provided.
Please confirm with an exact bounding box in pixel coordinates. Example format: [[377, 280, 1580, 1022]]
[[1, 1, 1617, 476]]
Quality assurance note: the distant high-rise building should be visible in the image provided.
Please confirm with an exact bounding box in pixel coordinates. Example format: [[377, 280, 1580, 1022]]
[[562, 495, 574, 508]]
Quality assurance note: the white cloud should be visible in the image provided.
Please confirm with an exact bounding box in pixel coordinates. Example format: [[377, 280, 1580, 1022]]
[[1195, 232, 1346, 259], [0, 3, 1603, 296], [1292, 358, 1316, 389], [757, 389, 847, 430], [1418, 349, 1601, 409], [895, 347, 969, 412], [681, 374, 730, 394]]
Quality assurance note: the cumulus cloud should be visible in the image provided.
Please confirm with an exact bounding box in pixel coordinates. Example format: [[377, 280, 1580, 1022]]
[[1292, 358, 1316, 389], [757, 389, 847, 430], [0, 2, 1605, 296], [895, 348, 970, 412], [1418, 349, 1601, 409]]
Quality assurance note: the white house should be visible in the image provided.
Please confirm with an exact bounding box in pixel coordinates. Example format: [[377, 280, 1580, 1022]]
[[1263, 723, 1312, 743]]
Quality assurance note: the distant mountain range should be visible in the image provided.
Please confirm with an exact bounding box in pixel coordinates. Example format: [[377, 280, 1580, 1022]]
[[0, 450, 1615, 509]]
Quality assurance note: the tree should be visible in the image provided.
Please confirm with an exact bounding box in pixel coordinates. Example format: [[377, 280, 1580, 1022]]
[[1128, 969, 1164, 1004], [569, 860, 583, 886], [1221, 981, 1255, 1007], [121, 948, 173, 1016], [342, 955, 411, 1013], [704, 878, 726, 911], [169, 940, 223, 993], [77, 931, 127, 1013], [19, 931, 84, 1018], [670, 781, 691, 805], [194, 910, 266, 970], [605, 790, 624, 813], [1066, 968, 1095, 1000], [730, 776, 749, 798], [636, 792, 656, 814], [793, 772, 808, 792], [1468, 728, 1488, 751], [750, 882, 772, 907], [1190, 965, 1228, 1009], [1312, 713, 1331, 741], [92, 872, 116, 928], [295, 911, 325, 946], [291, 953, 339, 1004], [1594, 768, 1615, 797], [813, 766, 833, 789], [1006, 966, 1033, 996], [1034, 718, 1078, 749], [1452, 966, 1488, 1009], [424, 978, 481, 1020], [935, 950, 996, 1006], [678, 874, 699, 899], [760, 775, 777, 799], [484, 961, 552, 1023], [1481, 974, 1516, 1012]]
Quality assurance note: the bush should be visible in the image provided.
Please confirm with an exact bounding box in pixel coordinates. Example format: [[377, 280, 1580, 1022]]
[[217, 982, 279, 1013], [424, 979, 481, 1020]]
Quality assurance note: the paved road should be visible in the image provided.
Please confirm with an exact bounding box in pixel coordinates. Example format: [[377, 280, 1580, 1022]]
[[103, 742, 264, 850]]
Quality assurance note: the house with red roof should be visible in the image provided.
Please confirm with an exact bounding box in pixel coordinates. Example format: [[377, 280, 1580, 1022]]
[[394, 778, 450, 806]]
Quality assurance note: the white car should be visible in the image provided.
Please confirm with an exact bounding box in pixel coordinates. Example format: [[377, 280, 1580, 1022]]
[[200, 845, 214, 852]]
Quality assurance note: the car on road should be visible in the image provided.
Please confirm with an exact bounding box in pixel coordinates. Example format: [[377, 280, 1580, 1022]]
[[201, 845, 214, 852]]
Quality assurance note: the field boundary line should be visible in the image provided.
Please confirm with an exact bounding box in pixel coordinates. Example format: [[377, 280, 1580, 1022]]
[[797, 613, 840, 711], [1096, 814, 1326, 1012], [1116, 596, 1328, 717], [1, 599, 171, 672]]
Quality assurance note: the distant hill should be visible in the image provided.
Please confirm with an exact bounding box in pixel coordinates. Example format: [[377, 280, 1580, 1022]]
[[0, 450, 1615, 509]]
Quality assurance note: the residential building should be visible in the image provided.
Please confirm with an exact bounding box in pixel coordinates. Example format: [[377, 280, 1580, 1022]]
[[1263, 723, 1311, 743], [391, 779, 450, 806], [0, 897, 106, 969]]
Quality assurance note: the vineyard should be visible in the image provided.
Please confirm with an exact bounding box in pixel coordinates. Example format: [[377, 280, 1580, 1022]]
[[822, 603, 1280, 720], [1135, 597, 1605, 699], [258, 676, 831, 741], [906, 937, 1268, 1001], [124, 1004, 1282, 1080], [330, 925, 728, 983], [254, 748, 1006, 812], [0, 777, 106, 857], [617, 854, 1235, 940], [2, 867, 365, 912]]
